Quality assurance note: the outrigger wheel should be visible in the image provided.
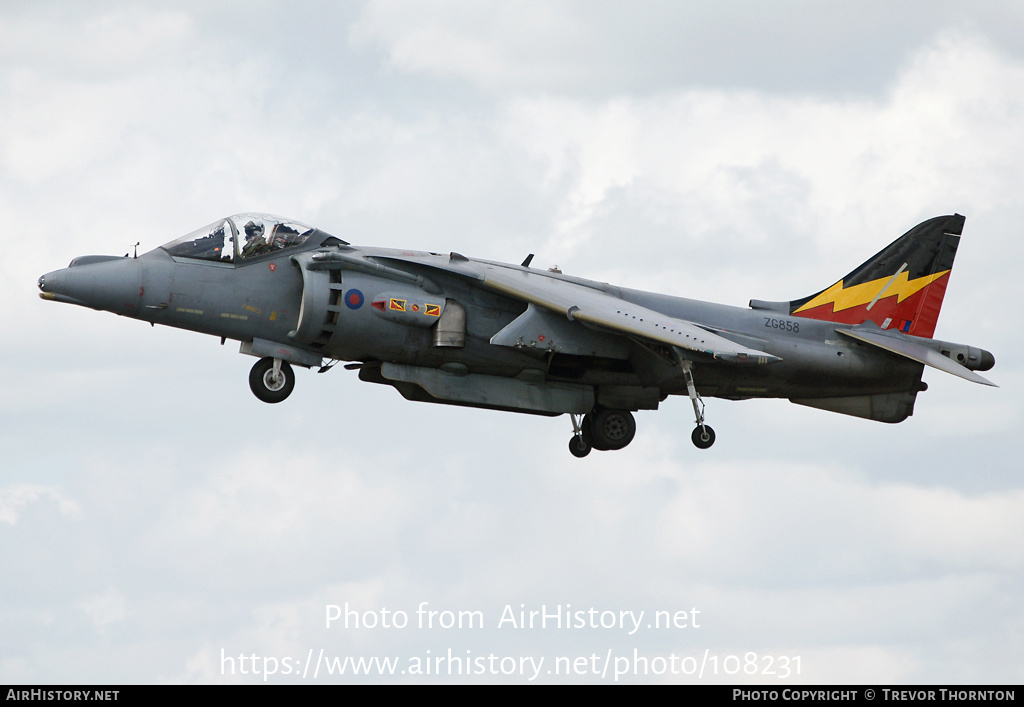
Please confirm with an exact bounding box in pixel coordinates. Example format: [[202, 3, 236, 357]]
[[249, 357, 295, 403], [679, 359, 716, 449], [691, 424, 716, 449]]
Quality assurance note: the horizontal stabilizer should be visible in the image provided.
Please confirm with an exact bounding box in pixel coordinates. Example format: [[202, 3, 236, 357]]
[[838, 327, 996, 387]]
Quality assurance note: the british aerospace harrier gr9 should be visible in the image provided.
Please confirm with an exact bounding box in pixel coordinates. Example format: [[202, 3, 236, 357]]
[[39, 213, 995, 457]]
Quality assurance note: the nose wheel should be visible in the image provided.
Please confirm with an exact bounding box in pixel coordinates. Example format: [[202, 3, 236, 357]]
[[249, 357, 295, 403]]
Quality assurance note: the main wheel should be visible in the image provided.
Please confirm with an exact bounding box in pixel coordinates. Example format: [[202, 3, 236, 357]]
[[249, 357, 295, 403], [569, 435, 592, 458], [589, 409, 636, 451], [581, 413, 601, 450], [691, 424, 715, 449]]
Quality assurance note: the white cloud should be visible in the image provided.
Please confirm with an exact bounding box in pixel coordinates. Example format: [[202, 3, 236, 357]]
[[78, 588, 128, 635], [0, 484, 80, 525], [350, 0, 1024, 97], [0, 7, 193, 77], [350, 1, 586, 90], [493, 30, 1024, 301], [657, 463, 1024, 578], [770, 645, 919, 685]]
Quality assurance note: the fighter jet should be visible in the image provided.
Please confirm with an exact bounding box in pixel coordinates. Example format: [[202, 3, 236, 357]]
[[38, 212, 995, 456]]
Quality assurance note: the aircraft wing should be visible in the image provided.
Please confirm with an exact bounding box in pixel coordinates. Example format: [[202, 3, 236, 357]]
[[837, 326, 996, 386], [369, 254, 780, 364]]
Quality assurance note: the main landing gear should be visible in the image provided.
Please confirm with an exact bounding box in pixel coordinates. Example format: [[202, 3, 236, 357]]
[[567, 408, 637, 458], [566, 360, 716, 457], [249, 357, 295, 403]]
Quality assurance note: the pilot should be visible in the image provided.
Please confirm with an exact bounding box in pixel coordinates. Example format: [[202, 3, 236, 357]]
[[241, 220, 269, 257], [272, 223, 299, 249]]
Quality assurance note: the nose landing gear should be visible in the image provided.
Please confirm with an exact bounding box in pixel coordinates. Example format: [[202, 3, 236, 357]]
[[249, 357, 295, 403]]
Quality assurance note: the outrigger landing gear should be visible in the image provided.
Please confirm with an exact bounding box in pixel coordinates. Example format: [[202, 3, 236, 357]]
[[680, 360, 715, 449], [567, 408, 637, 457]]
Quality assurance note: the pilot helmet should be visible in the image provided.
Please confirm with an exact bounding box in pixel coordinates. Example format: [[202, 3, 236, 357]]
[[244, 221, 265, 239]]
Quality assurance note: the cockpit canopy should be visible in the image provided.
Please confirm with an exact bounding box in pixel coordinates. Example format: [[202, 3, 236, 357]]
[[161, 214, 316, 263]]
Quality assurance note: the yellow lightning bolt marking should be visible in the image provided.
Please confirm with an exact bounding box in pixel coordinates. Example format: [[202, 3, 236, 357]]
[[794, 270, 949, 313]]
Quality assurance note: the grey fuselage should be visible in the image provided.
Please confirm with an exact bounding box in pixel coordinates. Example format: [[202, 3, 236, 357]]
[[39, 233, 924, 412]]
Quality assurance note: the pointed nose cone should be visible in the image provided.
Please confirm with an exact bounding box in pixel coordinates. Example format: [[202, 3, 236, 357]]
[[38, 256, 142, 314], [38, 267, 91, 307]]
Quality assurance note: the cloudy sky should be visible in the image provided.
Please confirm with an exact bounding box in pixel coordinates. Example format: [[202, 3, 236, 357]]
[[2, 1, 1022, 684]]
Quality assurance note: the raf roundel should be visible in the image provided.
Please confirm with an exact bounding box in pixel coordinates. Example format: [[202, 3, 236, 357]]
[[345, 289, 364, 310]]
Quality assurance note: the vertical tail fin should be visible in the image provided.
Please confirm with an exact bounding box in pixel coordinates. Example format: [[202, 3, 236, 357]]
[[787, 214, 963, 338]]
